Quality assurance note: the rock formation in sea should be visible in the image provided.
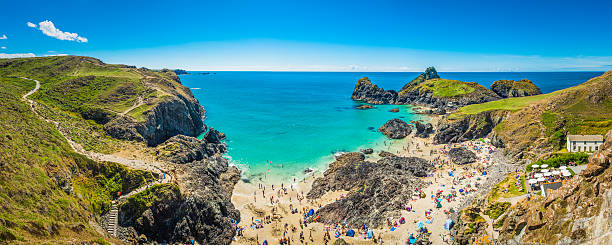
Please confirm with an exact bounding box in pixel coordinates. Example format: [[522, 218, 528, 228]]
[[351, 67, 501, 110], [351, 77, 398, 104], [307, 152, 432, 227], [379, 118, 412, 139], [490, 79, 542, 98]]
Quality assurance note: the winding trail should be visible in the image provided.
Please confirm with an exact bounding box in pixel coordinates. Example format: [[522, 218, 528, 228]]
[[120, 96, 144, 116], [20, 77, 173, 237]]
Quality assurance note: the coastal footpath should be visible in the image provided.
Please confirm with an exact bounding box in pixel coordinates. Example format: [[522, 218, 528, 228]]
[[0, 56, 239, 244]]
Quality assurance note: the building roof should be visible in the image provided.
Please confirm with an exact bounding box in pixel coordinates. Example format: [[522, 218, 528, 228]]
[[567, 135, 604, 141]]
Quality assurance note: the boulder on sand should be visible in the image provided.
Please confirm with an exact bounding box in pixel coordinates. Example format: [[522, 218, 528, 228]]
[[448, 147, 478, 165], [414, 121, 434, 138], [379, 119, 412, 139], [360, 148, 374, 154]]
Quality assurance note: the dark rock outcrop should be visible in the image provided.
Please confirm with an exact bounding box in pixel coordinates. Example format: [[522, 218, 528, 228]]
[[307, 152, 431, 227], [400, 66, 439, 90], [433, 110, 509, 144], [360, 148, 374, 154], [414, 121, 434, 138], [448, 147, 477, 165], [379, 119, 412, 139], [155, 132, 226, 165], [356, 104, 374, 110], [351, 77, 398, 104], [119, 156, 240, 244], [350, 67, 501, 110], [490, 79, 542, 98], [105, 94, 206, 146]]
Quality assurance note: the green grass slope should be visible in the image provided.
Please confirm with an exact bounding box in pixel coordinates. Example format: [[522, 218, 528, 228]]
[[0, 74, 155, 243], [451, 70, 612, 159], [0, 56, 190, 153], [399, 78, 496, 99]]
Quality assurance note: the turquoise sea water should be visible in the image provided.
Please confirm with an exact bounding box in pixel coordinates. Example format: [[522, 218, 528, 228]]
[[179, 71, 602, 183]]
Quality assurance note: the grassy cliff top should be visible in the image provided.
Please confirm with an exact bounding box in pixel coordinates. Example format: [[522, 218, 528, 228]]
[[449, 91, 560, 119], [0, 56, 190, 123], [400, 78, 491, 97], [0, 76, 154, 243]]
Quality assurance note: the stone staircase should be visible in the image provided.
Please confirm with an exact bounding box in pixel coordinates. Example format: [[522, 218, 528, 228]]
[[106, 203, 118, 236]]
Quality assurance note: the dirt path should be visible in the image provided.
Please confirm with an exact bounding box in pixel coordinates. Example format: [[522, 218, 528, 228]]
[[120, 96, 144, 116], [20, 77, 173, 237]]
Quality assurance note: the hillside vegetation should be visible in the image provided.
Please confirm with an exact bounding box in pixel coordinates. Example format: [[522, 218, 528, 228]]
[[443, 70, 612, 160], [0, 76, 155, 243]]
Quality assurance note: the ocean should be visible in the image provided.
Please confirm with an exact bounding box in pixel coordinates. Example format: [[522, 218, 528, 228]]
[[178, 71, 603, 183]]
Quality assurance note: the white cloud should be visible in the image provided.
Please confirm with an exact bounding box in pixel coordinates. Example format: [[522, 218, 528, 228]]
[[1, 47, 6, 49], [28, 20, 88, 43], [0, 53, 36, 58], [0, 34, 6, 40]]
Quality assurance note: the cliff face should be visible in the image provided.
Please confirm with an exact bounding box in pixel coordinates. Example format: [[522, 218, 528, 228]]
[[351, 67, 501, 110], [0, 56, 240, 244], [433, 110, 510, 144], [495, 129, 612, 244], [351, 77, 398, 104], [491, 79, 542, 98], [119, 156, 240, 244]]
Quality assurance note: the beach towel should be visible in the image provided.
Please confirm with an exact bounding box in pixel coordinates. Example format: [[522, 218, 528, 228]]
[[368, 229, 373, 238]]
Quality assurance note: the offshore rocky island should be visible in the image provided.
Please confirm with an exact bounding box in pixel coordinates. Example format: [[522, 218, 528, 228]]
[[0, 56, 611, 245]]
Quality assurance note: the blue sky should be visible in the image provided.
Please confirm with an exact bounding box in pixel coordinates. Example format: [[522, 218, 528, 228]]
[[1, 0, 611, 71]]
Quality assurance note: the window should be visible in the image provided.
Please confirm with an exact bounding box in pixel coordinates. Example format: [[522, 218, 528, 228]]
[[595, 146, 599, 151]]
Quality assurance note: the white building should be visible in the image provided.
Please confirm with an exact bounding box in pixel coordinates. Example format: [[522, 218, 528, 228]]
[[566, 135, 604, 152]]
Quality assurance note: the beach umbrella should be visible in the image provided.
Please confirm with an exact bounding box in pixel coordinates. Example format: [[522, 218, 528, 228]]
[[541, 164, 549, 168], [308, 209, 314, 216], [528, 179, 538, 184], [562, 172, 572, 177], [552, 171, 561, 175], [531, 164, 539, 169], [417, 221, 425, 228], [537, 177, 546, 182], [346, 229, 355, 237], [560, 166, 567, 170], [444, 219, 455, 230], [541, 169, 549, 173], [544, 172, 552, 176], [534, 173, 544, 178]]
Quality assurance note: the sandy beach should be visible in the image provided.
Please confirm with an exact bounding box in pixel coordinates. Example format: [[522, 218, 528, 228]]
[[230, 119, 509, 245]]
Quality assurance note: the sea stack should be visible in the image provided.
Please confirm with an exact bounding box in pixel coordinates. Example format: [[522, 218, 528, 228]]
[[490, 79, 542, 98]]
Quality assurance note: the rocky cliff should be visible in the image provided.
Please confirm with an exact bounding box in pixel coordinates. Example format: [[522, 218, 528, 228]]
[[351, 77, 399, 104], [0, 56, 240, 244], [433, 110, 510, 144], [494, 129, 612, 244], [379, 118, 412, 139], [307, 152, 431, 227], [491, 79, 542, 98], [351, 67, 501, 110]]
